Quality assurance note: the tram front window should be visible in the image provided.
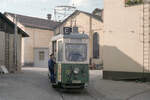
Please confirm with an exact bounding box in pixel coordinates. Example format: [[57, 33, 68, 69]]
[[65, 43, 87, 62]]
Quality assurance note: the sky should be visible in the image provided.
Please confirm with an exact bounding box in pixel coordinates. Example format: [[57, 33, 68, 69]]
[[0, 0, 103, 20]]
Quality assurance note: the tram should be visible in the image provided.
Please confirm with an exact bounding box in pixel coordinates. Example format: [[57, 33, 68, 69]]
[[49, 27, 89, 89]]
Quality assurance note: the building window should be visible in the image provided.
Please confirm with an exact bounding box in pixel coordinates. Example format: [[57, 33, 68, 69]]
[[93, 32, 99, 59], [58, 41, 63, 61], [39, 51, 45, 61], [125, 0, 143, 6]]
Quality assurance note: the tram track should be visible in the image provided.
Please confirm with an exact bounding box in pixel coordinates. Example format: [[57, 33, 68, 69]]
[[56, 86, 105, 100], [50, 72, 105, 100], [55, 78, 105, 100], [86, 85, 105, 100], [86, 78, 106, 100], [59, 92, 64, 100], [86, 90, 99, 100], [58, 88, 67, 100]]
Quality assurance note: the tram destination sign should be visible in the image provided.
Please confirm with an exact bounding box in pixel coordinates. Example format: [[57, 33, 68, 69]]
[[63, 27, 72, 35]]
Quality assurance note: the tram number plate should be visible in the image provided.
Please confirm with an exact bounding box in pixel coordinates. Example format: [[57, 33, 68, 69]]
[[72, 80, 81, 83]]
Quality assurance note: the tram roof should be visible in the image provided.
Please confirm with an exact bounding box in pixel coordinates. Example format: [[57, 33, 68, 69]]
[[52, 33, 89, 41]]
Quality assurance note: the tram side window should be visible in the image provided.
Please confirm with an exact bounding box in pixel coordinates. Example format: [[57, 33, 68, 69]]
[[58, 41, 63, 61]]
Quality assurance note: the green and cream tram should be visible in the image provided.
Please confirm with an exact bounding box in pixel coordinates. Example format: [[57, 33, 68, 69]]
[[50, 27, 89, 89]]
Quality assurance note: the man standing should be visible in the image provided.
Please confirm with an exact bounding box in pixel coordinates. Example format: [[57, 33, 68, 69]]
[[48, 53, 56, 83]]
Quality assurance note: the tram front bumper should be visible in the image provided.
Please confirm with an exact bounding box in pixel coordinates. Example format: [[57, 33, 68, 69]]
[[62, 83, 85, 89], [61, 83, 88, 89]]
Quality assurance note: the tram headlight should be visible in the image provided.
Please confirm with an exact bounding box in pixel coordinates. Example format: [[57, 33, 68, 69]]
[[73, 68, 80, 74]]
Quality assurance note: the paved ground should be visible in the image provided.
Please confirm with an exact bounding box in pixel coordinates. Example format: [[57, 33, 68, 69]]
[[0, 67, 150, 100], [90, 71, 150, 100]]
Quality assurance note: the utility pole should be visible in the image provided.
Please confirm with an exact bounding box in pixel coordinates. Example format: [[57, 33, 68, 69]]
[[14, 14, 18, 71]]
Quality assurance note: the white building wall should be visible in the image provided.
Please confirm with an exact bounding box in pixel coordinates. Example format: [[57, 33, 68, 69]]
[[104, 0, 144, 72], [23, 27, 54, 66]]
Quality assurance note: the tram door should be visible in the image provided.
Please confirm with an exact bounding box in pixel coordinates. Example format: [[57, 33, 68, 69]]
[[52, 41, 57, 59]]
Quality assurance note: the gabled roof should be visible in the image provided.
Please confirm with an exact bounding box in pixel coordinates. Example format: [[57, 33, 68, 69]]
[[0, 13, 29, 37], [92, 8, 103, 14], [4, 12, 60, 31], [56, 10, 103, 28], [80, 10, 103, 22]]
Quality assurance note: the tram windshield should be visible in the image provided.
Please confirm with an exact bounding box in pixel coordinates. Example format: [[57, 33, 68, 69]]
[[65, 43, 87, 62]]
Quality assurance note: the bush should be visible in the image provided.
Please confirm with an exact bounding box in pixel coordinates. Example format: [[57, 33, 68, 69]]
[[126, 0, 143, 6]]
